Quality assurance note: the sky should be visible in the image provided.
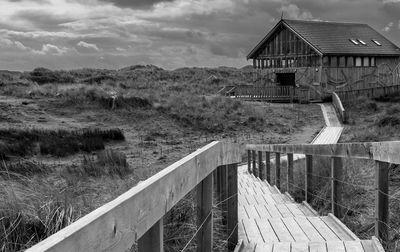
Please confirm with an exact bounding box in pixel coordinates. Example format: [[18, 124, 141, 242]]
[[0, 0, 400, 71]]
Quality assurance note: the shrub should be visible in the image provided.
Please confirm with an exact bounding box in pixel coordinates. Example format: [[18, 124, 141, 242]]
[[0, 160, 49, 178], [71, 150, 130, 177], [0, 128, 125, 158], [28, 68, 75, 84]]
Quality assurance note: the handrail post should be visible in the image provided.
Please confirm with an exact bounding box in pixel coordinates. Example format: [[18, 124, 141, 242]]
[[275, 152, 281, 189], [305, 155, 313, 202], [196, 173, 213, 252], [258, 151, 263, 179], [247, 150, 251, 174], [138, 218, 163, 252], [287, 153, 294, 194], [375, 161, 389, 246], [331, 157, 343, 218], [266, 152, 271, 183], [252, 150, 256, 175], [220, 165, 228, 223], [227, 163, 238, 251]]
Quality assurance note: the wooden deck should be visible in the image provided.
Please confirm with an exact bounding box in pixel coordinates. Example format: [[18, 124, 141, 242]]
[[237, 165, 381, 252]]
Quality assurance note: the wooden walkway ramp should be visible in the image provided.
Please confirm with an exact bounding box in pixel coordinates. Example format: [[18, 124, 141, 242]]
[[237, 165, 382, 252], [237, 103, 383, 251]]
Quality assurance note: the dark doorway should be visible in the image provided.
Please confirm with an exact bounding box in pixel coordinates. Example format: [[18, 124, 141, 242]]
[[276, 73, 295, 86]]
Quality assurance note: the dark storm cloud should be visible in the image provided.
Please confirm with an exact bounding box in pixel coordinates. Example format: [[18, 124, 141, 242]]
[[98, 0, 175, 9]]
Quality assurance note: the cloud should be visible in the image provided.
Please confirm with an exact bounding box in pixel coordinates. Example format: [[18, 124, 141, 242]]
[[77, 41, 100, 52], [33, 44, 68, 55], [98, 0, 175, 9], [383, 21, 394, 32], [278, 4, 314, 20]]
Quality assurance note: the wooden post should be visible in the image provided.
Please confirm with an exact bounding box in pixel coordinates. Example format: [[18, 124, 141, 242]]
[[258, 151, 262, 179], [375, 161, 389, 245], [247, 150, 251, 174], [138, 218, 163, 252], [331, 157, 343, 218], [196, 173, 213, 252], [287, 153, 293, 193], [252, 150, 256, 175], [275, 152, 281, 189], [266, 152, 271, 183], [220, 165, 228, 223], [227, 163, 238, 251], [305, 155, 313, 202]]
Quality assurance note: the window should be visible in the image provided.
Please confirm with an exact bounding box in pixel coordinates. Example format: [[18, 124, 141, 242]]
[[355, 57, 362, 67], [372, 39, 382, 46], [363, 57, 369, 67], [357, 39, 366, 45], [350, 39, 359, 45], [330, 56, 338, 67], [347, 57, 354, 67], [371, 57, 375, 67]]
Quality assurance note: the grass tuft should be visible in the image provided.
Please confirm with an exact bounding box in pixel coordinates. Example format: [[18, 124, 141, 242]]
[[69, 150, 130, 178]]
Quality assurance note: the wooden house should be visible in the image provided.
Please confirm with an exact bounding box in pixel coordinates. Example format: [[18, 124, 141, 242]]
[[246, 19, 400, 101]]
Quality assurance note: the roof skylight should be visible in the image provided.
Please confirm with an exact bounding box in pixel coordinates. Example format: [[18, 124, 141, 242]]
[[357, 39, 366, 45], [349, 39, 359, 45], [372, 39, 382, 46]]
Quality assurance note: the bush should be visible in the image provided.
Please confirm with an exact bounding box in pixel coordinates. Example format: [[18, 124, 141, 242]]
[[0, 160, 49, 178], [28, 68, 75, 84], [71, 150, 130, 177], [0, 128, 125, 158]]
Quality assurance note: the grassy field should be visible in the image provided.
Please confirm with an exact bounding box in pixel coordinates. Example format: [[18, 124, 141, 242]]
[[0, 66, 324, 251]]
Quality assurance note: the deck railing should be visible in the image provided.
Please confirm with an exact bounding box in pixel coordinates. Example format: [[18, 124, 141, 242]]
[[234, 86, 296, 102], [332, 92, 348, 123], [246, 141, 400, 247], [335, 84, 400, 102], [26, 141, 241, 252]]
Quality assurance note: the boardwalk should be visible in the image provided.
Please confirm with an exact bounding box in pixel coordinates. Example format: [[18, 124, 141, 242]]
[[237, 165, 379, 251], [236, 103, 383, 251]]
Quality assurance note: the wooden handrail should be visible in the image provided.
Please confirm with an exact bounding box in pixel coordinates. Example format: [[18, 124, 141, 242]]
[[246, 141, 400, 247], [246, 141, 400, 164], [332, 92, 347, 123], [27, 141, 241, 252], [335, 84, 400, 102]]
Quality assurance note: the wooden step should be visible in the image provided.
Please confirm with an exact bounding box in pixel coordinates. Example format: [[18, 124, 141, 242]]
[[237, 239, 383, 252]]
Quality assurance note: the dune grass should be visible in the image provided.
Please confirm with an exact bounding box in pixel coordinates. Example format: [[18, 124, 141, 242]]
[[0, 128, 124, 158]]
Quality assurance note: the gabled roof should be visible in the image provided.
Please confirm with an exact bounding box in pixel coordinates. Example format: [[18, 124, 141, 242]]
[[247, 19, 400, 59]]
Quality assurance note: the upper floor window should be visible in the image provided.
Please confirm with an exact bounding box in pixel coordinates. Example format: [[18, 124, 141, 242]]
[[357, 39, 366, 45], [355, 57, 362, 66], [350, 39, 359, 45], [372, 39, 382, 46]]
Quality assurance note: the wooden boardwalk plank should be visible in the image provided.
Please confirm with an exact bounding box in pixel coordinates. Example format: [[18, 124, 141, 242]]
[[254, 243, 273, 252], [309, 241, 327, 252], [255, 204, 271, 219], [239, 219, 248, 243], [321, 216, 355, 241], [242, 218, 264, 244], [307, 217, 340, 241], [272, 242, 291, 252], [255, 219, 279, 242], [360, 240, 376, 252], [285, 203, 306, 216], [291, 241, 309, 252], [326, 241, 345, 252], [268, 218, 295, 242], [294, 217, 325, 241], [281, 217, 309, 242], [264, 204, 282, 219], [343, 240, 364, 252], [244, 205, 261, 219], [276, 204, 294, 218], [239, 205, 249, 219]]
